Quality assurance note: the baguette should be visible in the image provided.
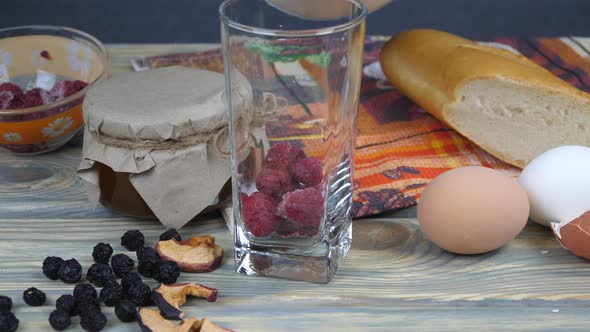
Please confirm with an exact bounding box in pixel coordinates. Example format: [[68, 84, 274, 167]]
[[379, 29, 590, 168]]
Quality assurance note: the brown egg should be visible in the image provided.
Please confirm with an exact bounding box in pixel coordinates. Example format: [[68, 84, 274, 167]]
[[417, 166, 530, 254]]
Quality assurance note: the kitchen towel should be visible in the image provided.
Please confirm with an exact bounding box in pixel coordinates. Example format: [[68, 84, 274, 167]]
[[132, 36, 590, 218]]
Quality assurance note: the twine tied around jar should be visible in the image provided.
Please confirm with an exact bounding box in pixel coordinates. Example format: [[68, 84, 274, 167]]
[[89, 92, 288, 158]]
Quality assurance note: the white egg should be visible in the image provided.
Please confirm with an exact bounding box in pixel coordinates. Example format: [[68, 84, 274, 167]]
[[518, 145, 590, 227]]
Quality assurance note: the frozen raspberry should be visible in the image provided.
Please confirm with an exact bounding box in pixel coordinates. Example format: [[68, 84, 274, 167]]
[[291, 157, 323, 187], [72, 80, 89, 91], [49, 80, 87, 102], [241, 192, 281, 237], [0, 83, 24, 110], [47, 82, 67, 102], [40, 50, 51, 60], [264, 142, 306, 170], [9, 97, 24, 109], [0, 91, 11, 109], [255, 167, 295, 196], [22, 88, 46, 108], [0, 92, 12, 110], [278, 187, 324, 234], [0, 82, 23, 99]]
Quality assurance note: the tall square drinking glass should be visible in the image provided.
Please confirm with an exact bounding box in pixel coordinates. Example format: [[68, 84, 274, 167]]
[[220, 0, 367, 283]]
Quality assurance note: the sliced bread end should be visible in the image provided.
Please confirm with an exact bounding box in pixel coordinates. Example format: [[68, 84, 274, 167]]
[[445, 79, 590, 168]]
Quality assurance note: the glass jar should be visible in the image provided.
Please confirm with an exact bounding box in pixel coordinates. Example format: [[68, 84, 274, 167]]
[[79, 67, 233, 229], [97, 162, 156, 219], [221, 0, 367, 283]]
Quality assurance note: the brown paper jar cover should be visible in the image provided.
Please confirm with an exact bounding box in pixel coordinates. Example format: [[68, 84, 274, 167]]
[[77, 66, 253, 228]]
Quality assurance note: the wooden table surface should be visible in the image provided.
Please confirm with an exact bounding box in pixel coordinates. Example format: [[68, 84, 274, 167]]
[[1, 44, 589, 332]]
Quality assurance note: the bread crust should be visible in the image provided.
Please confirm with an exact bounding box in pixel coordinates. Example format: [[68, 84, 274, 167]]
[[379, 29, 590, 167]]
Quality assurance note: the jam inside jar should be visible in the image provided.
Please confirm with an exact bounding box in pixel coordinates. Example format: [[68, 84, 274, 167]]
[[97, 162, 156, 219]]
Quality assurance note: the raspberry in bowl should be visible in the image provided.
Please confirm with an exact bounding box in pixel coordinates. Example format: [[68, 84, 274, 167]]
[[0, 25, 108, 154]]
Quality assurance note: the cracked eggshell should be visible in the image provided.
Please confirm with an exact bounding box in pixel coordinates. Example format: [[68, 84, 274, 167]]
[[518, 145, 590, 227], [552, 211, 590, 260]]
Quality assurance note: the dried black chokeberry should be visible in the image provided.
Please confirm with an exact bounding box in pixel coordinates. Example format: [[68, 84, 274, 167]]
[[111, 254, 135, 278], [100, 282, 123, 307], [121, 230, 144, 251], [77, 298, 101, 315], [80, 311, 107, 332], [137, 247, 160, 278], [136, 247, 159, 262], [121, 272, 142, 294], [0, 311, 18, 332], [58, 258, 82, 284], [126, 283, 151, 306], [155, 261, 180, 285], [74, 283, 97, 301], [92, 243, 113, 264], [56, 294, 78, 316], [87, 263, 114, 287], [138, 259, 159, 278], [42, 256, 64, 280], [160, 228, 182, 242], [49, 309, 71, 331], [23, 287, 46, 306], [0, 296, 12, 312], [114, 299, 137, 322]]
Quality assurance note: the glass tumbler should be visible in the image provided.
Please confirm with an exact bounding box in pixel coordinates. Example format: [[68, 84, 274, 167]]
[[220, 0, 367, 283]]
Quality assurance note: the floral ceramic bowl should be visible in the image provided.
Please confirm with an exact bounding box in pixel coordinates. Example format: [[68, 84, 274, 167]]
[[0, 25, 108, 154]]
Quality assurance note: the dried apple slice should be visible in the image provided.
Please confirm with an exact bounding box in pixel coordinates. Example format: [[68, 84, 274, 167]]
[[552, 210, 590, 260], [156, 236, 224, 273], [200, 318, 234, 332], [152, 283, 218, 320], [137, 308, 202, 332]]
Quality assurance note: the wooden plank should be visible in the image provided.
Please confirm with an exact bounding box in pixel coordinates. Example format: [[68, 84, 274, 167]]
[[0, 217, 588, 331]]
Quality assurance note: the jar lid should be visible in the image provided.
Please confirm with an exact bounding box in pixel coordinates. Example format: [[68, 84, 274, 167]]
[[83, 66, 235, 143]]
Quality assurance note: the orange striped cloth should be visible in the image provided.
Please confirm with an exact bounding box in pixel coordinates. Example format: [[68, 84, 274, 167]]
[[133, 36, 590, 218]]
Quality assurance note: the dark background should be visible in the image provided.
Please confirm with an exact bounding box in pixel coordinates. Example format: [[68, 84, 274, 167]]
[[3, 0, 590, 43]]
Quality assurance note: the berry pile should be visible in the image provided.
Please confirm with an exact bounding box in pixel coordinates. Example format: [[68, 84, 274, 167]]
[[0, 296, 18, 332], [242, 142, 325, 238], [0, 80, 88, 110], [12, 228, 188, 331]]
